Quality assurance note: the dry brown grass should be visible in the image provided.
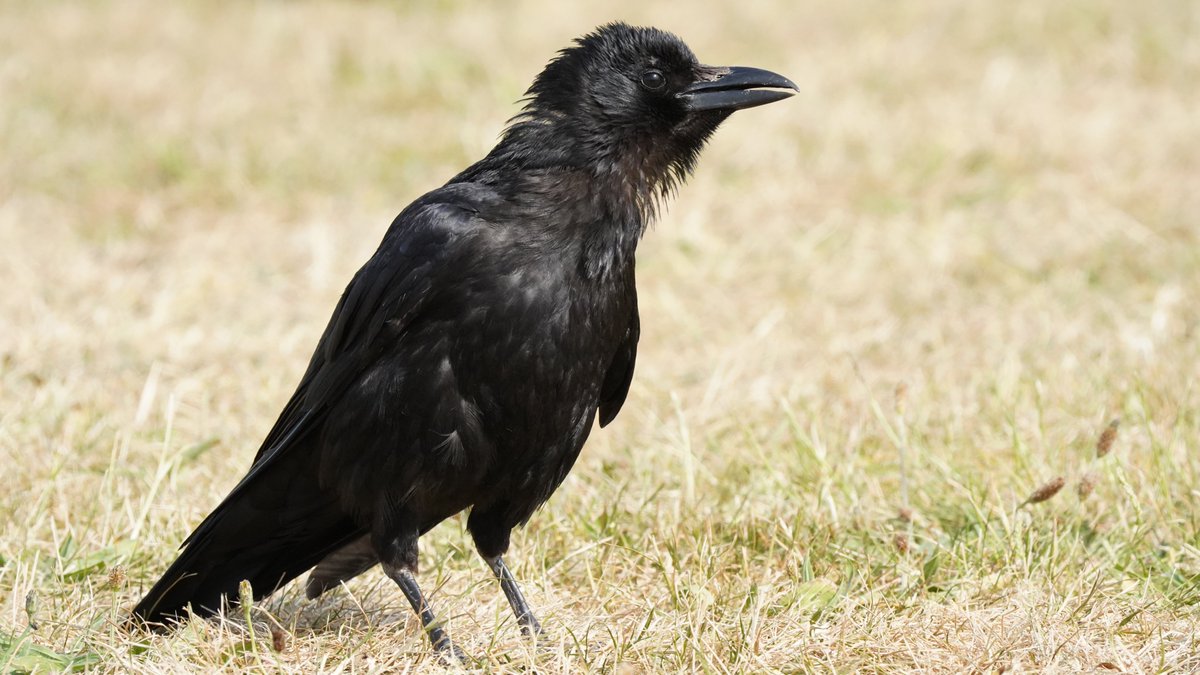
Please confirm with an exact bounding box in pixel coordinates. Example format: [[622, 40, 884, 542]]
[[2, 1, 1199, 672]]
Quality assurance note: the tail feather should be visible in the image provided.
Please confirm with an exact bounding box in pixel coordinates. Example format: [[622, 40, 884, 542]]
[[131, 449, 363, 626], [305, 535, 379, 599]]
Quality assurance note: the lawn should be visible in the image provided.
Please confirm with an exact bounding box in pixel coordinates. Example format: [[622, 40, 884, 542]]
[[1, 1, 1198, 672]]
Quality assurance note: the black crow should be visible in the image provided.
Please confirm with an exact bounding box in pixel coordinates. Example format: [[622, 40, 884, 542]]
[[131, 22, 795, 659]]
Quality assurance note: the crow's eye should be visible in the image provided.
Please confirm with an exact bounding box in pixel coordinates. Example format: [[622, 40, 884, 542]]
[[639, 69, 666, 91]]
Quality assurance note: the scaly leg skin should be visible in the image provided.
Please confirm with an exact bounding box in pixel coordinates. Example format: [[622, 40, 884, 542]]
[[382, 562, 467, 664], [486, 556, 543, 639]]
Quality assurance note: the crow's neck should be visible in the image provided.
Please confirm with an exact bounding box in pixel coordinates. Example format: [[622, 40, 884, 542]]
[[458, 121, 678, 280]]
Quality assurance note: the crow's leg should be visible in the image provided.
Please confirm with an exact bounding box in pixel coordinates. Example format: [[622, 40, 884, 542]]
[[382, 564, 465, 660], [377, 531, 466, 663], [468, 507, 543, 639], [485, 555, 543, 638]]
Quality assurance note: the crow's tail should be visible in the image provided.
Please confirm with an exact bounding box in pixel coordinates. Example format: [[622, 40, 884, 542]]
[[130, 447, 361, 627]]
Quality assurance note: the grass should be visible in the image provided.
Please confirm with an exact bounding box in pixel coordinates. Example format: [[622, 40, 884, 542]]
[[2, 0, 1199, 672]]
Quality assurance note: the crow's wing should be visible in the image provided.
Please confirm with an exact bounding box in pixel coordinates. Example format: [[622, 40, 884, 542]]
[[196, 188, 486, 530], [598, 295, 639, 427], [133, 189, 493, 622]]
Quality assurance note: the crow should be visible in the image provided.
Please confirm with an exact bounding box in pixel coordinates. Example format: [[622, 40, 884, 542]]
[[131, 22, 795, 659]]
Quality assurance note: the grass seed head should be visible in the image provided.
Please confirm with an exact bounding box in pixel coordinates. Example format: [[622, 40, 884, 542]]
[[24, 590, 38, 630], [271, 628, 288, 652], [1021, 476, 1066, 508], [238, 579, 253, 607], [1078, 471, 1100, 500], [105, 566, 127, 590], [1096, 418, 1120, 458]]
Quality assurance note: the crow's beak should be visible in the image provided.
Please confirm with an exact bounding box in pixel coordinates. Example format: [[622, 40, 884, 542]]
[[681, 66, 798, 113]]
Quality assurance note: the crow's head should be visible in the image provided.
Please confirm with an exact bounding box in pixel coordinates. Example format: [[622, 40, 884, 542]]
[[507, 23, 796, 199]]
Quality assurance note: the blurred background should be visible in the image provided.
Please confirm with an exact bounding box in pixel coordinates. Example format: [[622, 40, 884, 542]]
[[1, 1, 1197, 672]]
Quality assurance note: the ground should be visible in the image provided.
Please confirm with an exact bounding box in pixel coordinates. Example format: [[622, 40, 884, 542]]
[[1, 1, 1198, 673]]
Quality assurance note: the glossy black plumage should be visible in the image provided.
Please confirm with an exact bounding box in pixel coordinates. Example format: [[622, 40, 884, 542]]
[[131, 22, 795, 655]]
